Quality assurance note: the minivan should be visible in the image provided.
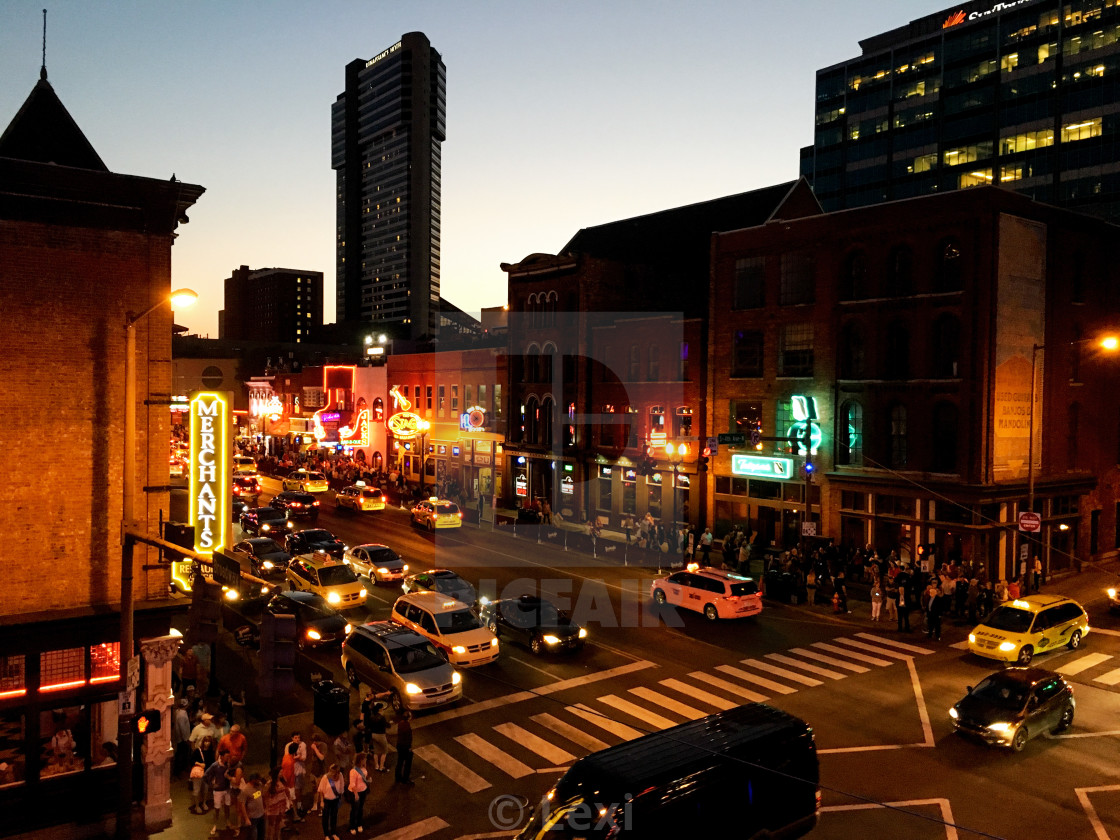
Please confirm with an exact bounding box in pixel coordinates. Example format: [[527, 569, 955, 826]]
[[341, 621, 462, 712], [516, 703, 819, 839]]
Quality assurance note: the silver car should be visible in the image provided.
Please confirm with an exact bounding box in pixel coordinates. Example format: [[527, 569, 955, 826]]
[[341, 622, 462, 711], [345, 544, 408, 584]]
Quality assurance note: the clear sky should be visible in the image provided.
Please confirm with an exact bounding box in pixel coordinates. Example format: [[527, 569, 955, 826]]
[[1, 0, 943, 337]]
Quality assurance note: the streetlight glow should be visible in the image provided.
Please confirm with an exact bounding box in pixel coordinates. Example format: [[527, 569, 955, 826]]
[[168, 288, 198, 309], [1101, 335, 1119, 351]]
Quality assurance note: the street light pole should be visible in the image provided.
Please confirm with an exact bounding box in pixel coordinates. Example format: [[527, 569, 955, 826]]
[[665, 443, 687, 563]]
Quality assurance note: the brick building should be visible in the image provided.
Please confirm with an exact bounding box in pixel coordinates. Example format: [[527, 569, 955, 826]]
[[0, 68, 203, 833]]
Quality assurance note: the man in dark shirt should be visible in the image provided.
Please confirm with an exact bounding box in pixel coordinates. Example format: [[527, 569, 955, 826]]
[[394, 711, 414, 784]]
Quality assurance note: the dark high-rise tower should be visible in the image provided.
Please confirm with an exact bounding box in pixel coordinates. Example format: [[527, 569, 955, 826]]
[[332, 32, 446, 341]]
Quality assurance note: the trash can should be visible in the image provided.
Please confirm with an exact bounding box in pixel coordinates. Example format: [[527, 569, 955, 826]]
[[312, 679, 350, 736]]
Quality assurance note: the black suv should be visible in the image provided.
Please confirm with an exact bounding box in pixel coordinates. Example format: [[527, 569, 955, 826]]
[[270, 490, 320, 521], [286, 528, 346, 559], [239, 506, 295, 537]]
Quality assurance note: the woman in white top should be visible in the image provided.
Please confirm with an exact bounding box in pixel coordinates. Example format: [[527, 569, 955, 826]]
[[316, 764, 344, 840], [347, 753, 370, 835]]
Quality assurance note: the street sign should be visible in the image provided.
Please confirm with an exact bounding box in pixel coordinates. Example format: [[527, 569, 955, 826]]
[[118, 689, 136, 715], [1020, 543, 1029, 561], [706, 436, 718, 455], [1018, 511, 1041, 532], [126, 656, 140, 691], [718, 433, 746, 446], [801, 522, 817, 537]]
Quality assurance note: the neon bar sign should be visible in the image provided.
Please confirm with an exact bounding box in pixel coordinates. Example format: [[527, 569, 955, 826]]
[[731, 455, 794, 479], [190, 392, 230, 555]]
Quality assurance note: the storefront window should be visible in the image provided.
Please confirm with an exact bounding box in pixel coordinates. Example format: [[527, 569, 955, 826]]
[[40, 707, 82, 778], [0, 710, 25, 786], [40, 648, 84, 694], [622, 469, 637, 514], [647, 474, 662, 518], [0, 654, 26, 700], [598, 466, 613, 511]]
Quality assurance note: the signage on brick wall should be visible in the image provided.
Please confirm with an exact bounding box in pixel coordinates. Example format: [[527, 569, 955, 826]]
[[190, 392, 231, 555]]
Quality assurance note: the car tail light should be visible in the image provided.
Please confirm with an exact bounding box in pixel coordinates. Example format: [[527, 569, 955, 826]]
[[313, 501, 320, 506], [458, 512, 463, 519], [431, 514, 438, 520]]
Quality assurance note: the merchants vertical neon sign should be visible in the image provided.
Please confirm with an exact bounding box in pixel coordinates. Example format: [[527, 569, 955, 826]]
[[190, 391, 230, 555]]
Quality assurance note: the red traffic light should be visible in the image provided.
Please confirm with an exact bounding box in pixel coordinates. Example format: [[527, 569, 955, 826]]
[[702, 446, 712, 458]]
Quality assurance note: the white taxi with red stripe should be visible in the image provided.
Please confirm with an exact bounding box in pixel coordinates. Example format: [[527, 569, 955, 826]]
[[389, 591, 498, 667]]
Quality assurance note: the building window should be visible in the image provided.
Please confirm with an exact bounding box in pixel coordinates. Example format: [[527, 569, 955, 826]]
[[733, 256, 765, 309], [931, 315, 961, 377], [425, 385, 433, 413], [541, 343, 556, 383], [629, 345, 640, 381], [679, 341, 689, 381], [478, 384, 488, 413], [650, 406, 666, 439], [621, 469, 637, 514], [525, 397, 539, 444], [839, 322, 865, 378], [932, 402, 959, 472], [884, 321, 910, 379], [675, 406, 693, 437], [885, 245, 914, 296], [598, 466, 613, 511], [779, 324, 814, 377], [437, 385, 446, 416], [838, 401, 864, 466], [889, 404, 908, 468], [648, 346, 660, 381], [780, 253, 816, 305], [839, 250, 870, 300], [935, 238, 963, 292], [451, 385, 459, 413], [494, 384, 502, 418], [732, 401, 763, 439], [540, 397, 554, 446], [647, 477, 662, 519], [0, 710, 25, 785], [601, 346, 613, 382], [525, 345, 539, 383], [732, 330, 764, 378]]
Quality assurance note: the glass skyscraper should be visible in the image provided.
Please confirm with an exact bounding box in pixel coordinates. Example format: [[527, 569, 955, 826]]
[[332, 32, 446, 340], [801, 0, 1120, 222]]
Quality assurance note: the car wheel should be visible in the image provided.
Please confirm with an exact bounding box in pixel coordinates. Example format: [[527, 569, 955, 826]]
[[427, 520, 434, 532], [488, 619, 499, 635], [1016, 645, 1034, 665], [704, 604, 719, 621], [531, 635, 544, 655], [346, 664, 359, 689], [1011, 726, 1028, 752], [653, 589, 667, 605], [389, 691, 404, 714], [1055, 703, 1074, 733], [1068, 630, 1082, 650]]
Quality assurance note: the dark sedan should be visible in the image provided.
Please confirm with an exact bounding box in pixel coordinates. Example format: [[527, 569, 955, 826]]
[[239, 506, 295, 537], [949, 667, 1074, 751], [270, 490, 321, 521], [286, 528, 346, 559], [480, 594, 587, 655], [230, 537, 291, 580], [266, 590, 352, 649]]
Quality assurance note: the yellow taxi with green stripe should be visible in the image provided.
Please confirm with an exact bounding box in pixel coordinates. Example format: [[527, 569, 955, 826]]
[[968, 594, 1089, 666]]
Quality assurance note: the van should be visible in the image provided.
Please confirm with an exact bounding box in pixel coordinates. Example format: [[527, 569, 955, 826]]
[[516, 703, 818, 839]]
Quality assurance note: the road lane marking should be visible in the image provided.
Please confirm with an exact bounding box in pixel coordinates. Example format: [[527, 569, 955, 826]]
[[790, 646, 869, 673], [493, 723, 576, 765], [531, 713, 610, 752], [455, 732, 536, 778], [567, 703, 644, 740], [831, 637, 913, 660], [628, 686, 708, 720], [368, 816, 451, 840], [950, 640, 969, 650], [816, 660, 934, 754], [597, 694, 679, 730], [812, 642, 891, 667], [765, 652, 845, 680], [660, 677, 740, 709], [412, 745, 491, 793], [855, 633, 935, 655], [739, 658, 823, 686], [819, 798, 957, 839], [1056, 652, 1112, 675], [714, 664, 796, 695], [1075, 784, 1120, 840], [1094, 668, 1120, 686]]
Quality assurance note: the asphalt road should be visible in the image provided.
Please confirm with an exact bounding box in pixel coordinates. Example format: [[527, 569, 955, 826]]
[[208, 479, 1120, 840]]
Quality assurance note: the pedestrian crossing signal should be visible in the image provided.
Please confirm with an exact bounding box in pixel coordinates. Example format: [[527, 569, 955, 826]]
[[134, 709, 162, 735]]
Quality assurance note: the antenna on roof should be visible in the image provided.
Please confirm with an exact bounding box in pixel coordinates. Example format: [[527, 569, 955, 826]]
[[40, 9, 47, 81]]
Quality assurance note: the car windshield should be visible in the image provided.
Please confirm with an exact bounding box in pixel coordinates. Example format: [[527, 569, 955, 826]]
[[982, 606, 1034, 633], [436, 503, 459, 515], [258, 509, 285, 521], [971, 676, 1029, 710], [434, 609, 481, 633], [252, 540, 284, 556], [300, 530, 334, 542], [536, 604, 562, 625], [274, 596, 334, 618], [369, 549, 400, 564], [318, 565, 358, 586], [305, 472, 325, 482], [388, 641, 446, 673], [362, 489, 382, 498], [730, 581, 759, 596]]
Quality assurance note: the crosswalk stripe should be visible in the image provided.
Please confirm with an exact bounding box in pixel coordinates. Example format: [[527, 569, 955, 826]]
[[366, 816, 451, 840], [740, 658, 823, 686], [1094, 668, 1120, 686], [766, 652, 845, 680], [598, 694, 679, 730], [791, 646, 869, 673], [715, 665, 796, 695], [412, 745, 491, 793], [629, 686, 709, 720], [855, 633, 936, 655], [689, 670, 769, 702], [950, 640, 969, 650], [812, 642, 891, 667], [660, 677, 740, 709], [455, 733, 536, 778], [532, 713, 610, 752], [833, 637, 913, 660], [1056, 652, 1112, 675], [493, 723, 576, 765], [567, 703, 645, 740]]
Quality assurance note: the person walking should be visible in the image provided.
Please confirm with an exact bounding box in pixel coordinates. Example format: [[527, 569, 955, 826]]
[[189, 735, 216, 814], [895, 566, 912, 632], [1033, 555, 1043, 592], [333, 729, 356, 780], [925, 583, 945, 641], [316, 763, 345, 840], [347, 753, 371, 834], [203, 749, 235, 836], [285, 732, 308, 817], [394, 710, 414, 784], [171, 698, 192, 777], [699, 528, 714, 567], [367, 705, 390, 772], [240, 773, 267, 840], [869, 576, 883, 622], [307, 733, 328, 813]]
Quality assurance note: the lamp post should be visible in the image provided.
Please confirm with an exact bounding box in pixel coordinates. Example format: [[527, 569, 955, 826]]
[[119, 288, 196, 840], [665, 443, 688, 559], [417, 419, 431, 494]]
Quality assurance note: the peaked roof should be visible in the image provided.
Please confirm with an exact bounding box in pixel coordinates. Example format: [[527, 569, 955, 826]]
[[0, 71, 108, 171]]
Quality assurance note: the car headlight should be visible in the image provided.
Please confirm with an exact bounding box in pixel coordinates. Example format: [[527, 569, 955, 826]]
[[578, 628, 588, 639], [377, 568, 390, 575], [359, 589, 368, 598], [987, 722, 1012, 732], [949, 707, 959, 720], [262, 561, 274, 570], [327, 592, 341, 605], [224, 589, 239, 601], [402, 565, 409, 572], [968, 634, 976, 643], [262, 523, 271, 531], [491, 638, 499, 647], [542, 635, 561, 645], [452, 671, 461, 685], [306, 629, 321, 641], [479, 596, 490, 606], [1109, 588, 1117, 599], [344, 624, 353, 634], [452, 645, 467, 654], [405, 683, 423, 695], [998, 641, 1017, 652]]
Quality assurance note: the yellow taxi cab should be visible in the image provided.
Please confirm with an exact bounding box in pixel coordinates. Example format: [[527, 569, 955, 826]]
[[282, 469, 330, 493], [336, 481, 386, 512], [285, 551, 368, 609], [968, 594, 1089, 665], [410, 497, 463, 530]]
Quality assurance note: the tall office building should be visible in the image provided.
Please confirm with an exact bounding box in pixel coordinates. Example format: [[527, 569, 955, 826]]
[[800, 0, 1120, 221], [219, 265, 323, 343], [332, 32, 446, 341]]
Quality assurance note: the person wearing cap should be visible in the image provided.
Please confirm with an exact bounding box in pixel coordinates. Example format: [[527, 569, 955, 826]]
[[190, 712, 221, 751]]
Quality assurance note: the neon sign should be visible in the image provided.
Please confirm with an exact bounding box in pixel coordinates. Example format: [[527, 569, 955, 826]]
[[732, 455, 794, 479], [786, 395, 822, 456], [460, 405, 487, 432], [340, 408, 371, 447], [387, 384, 425, 439], [189, 392, 230, 555], [266, 395, 282, 421], [944, 0, 1037, 28]]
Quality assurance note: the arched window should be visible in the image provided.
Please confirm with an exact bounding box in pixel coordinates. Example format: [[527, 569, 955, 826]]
[[889, 404, 908, 468], [884, 321, 910, 379], [372, 397, 384, 422], [648, 345, 660, 381], [838, 401, 864, 466], [839, 322, 865, 379], [931, 314, 961, 378], [840, 250, 870, 300], [931, 402, 959, 472], [541, 343, 557, 383], [934, 238, 962, 292], [525, 396, 539, 444], [539, 397, 554, 446], [525, 344, 540, 384], [546, 291, 558, 327], [885, 245, 913, 297], [629, 345, 640, 381]]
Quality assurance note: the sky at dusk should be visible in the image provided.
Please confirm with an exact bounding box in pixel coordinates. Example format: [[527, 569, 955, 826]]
[[1, 0, 944, 337]]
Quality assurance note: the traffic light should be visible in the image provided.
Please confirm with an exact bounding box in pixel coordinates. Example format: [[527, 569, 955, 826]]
[[698, 447, 710, 472], [134, 709, 162, 735], [189, 579, 223, 644], [259, 612, 298, 697], [804, 460, 814, 475]]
